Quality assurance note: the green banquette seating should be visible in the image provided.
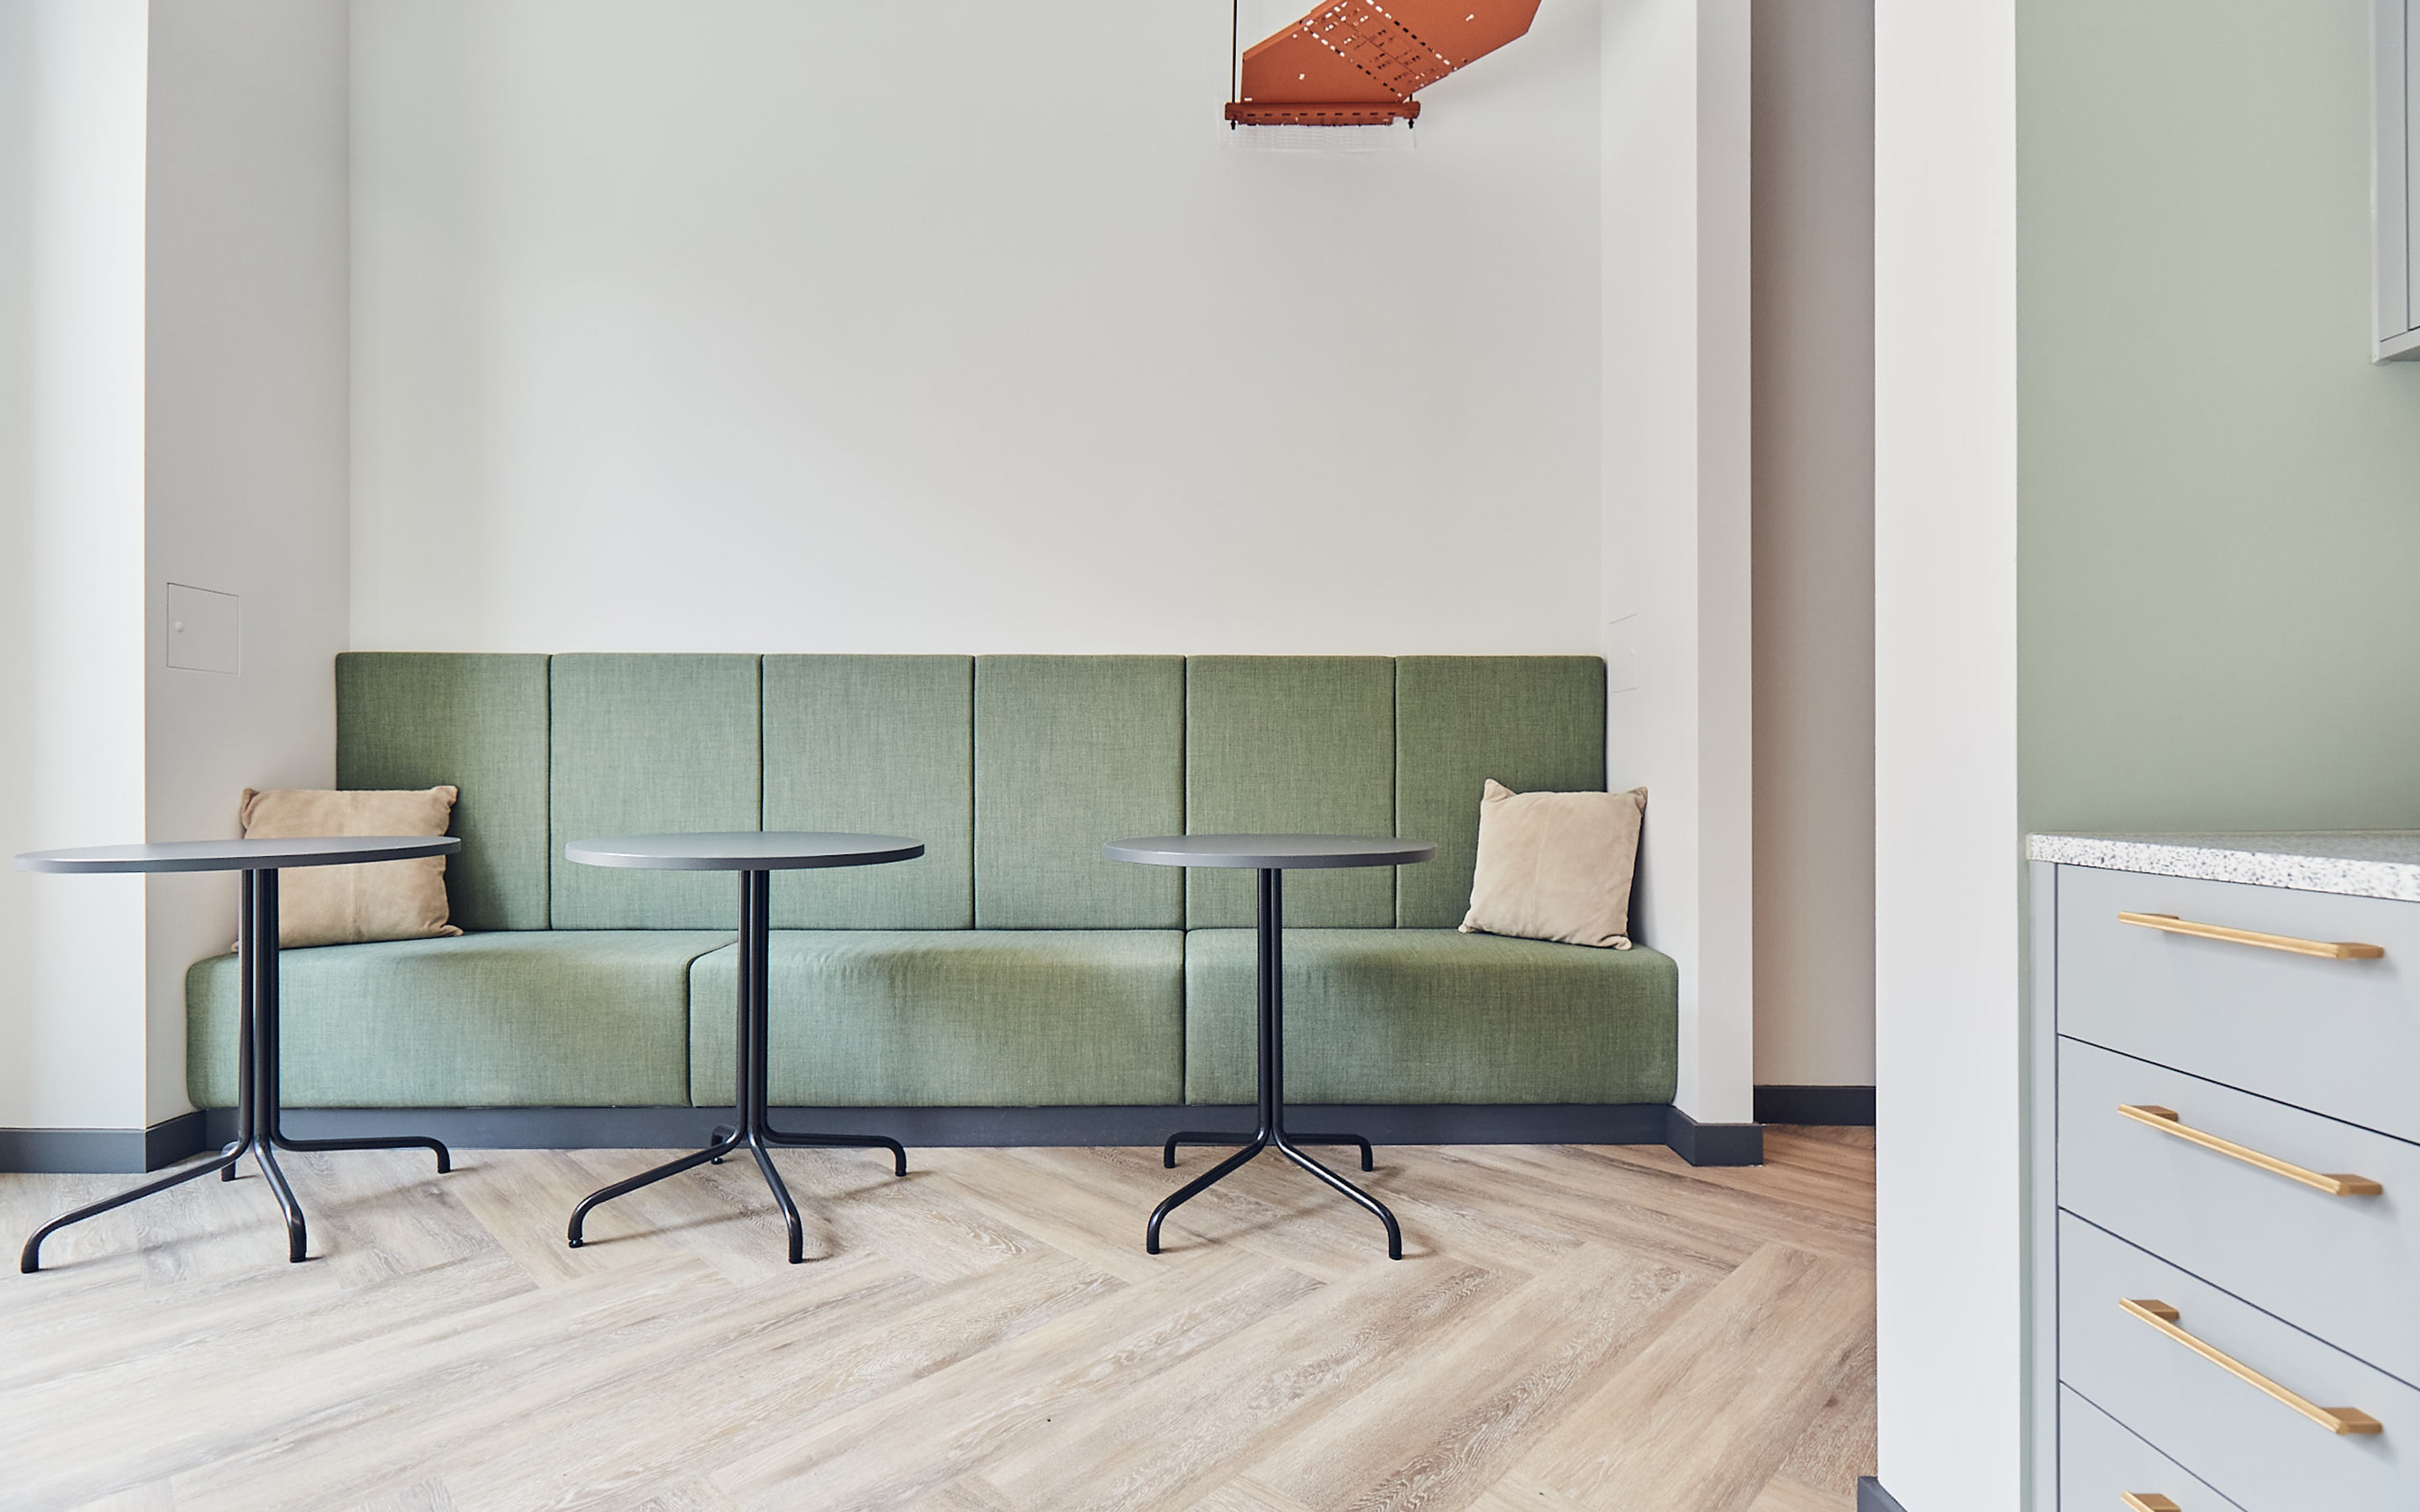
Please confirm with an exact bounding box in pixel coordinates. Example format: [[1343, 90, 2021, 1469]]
[[187, 654, 1679, 1116]]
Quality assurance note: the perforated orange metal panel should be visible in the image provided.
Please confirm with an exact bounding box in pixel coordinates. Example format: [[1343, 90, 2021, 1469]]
[[1239, 20, 1401, 105], [1230, 0, 1540, 123], [1381, 0, 1543, 67]]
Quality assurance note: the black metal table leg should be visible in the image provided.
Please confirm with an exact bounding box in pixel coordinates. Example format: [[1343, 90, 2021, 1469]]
[[19, 1148, 245, 1273], [245, 879, 308, 1263], [20, 866, 452, 1273], [736, 869, 809, 1265], [1150, 868, 1401, 1259], [567, 867, 908, 1262], [1162, 1129, 1374, 1172], [221, 939, 254, 1184], [752, 870, 903, 1183], [566, 1137, 742, 1247], [758, 1126, 910, 1175]]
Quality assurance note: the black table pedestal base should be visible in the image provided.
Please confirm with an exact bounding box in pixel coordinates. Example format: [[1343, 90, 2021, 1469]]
[[1148, 869, 1402, 1261], [566, 869, 908, 1265], [1162, 1129, 1374, 1170], [21, 870, 450, 1273]]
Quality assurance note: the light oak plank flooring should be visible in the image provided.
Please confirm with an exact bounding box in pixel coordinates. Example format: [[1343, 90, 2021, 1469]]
[[0, 1130, 1874, 1511]]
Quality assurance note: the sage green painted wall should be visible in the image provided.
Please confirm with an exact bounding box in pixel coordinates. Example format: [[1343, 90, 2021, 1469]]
[[2019, 0, 2420, 833]]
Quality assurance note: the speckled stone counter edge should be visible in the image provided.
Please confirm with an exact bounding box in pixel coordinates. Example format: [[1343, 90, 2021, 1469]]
[[2027, 832, 2420, 903]]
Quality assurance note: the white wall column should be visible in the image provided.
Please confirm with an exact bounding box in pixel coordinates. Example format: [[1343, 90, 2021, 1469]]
[[143, 0, 353, 1126], [0, 0, 153, 1140], [1749, 0, 1876, 1092], [1601, 0, 1756, 1128], [1873, 0, 2021, 1505], [0, 0, 350, 1152]]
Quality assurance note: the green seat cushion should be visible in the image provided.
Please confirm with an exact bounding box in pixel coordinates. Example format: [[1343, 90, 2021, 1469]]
[[186, 932, 732, 1108], [1393, 656, 1607, 928], [690, 931, 1183, 1106], [1183, 929, 1678, 1105], [762, 655, 973, 929], [1186, 657, 1397, 929], [336, 653, 552, 931], [974, 656, 1183, 928], [550, 654, 761, 929]]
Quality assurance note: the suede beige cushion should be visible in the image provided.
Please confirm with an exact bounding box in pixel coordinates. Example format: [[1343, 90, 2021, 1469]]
[[1459, 779, 1645, 949], [238, 787, 462, 948]]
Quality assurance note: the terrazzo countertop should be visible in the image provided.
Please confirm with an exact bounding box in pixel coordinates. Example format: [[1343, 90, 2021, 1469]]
[[2027, 832, 2420, 902]]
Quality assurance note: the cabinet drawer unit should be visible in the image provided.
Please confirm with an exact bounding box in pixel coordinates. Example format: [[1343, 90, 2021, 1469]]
[[2058, 1037, 2420, 1386], [2059, 1211, 2417, 1509], [2055, 865, 2420, 1143], [2060, 1384, 2245, 1512]]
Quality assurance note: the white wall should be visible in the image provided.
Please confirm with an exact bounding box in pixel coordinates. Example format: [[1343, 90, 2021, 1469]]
[[349, 0, 1606, 657], [1600, 0, 1756, 1126], [0, 0, 351, 1138], [142, 0, 354, 1122], [1749, 0, 1874, 1089], [1873, 0, 2020, 1507], [0, 0, 153, 1133], [342, 0, 1770, 1137], [0, 0, 1842, 1146]]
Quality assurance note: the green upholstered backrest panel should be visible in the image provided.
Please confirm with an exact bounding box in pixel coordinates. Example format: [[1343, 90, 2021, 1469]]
[[335, 653, 552, 932], [974, 655, 1184, 928], [1185, 656, 1397, 928], [761, 655, 973, 929], [1394, 656, 1607, 928], [549, 654, 761, 929], [330, 651, 1609, 936]]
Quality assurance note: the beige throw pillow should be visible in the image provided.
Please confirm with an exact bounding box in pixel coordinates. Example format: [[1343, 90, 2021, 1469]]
[[1459, 780, 1646, 949], [238, 787, 462, 948]]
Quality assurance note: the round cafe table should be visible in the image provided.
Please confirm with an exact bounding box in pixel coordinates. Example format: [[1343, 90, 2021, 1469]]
[[13, 835, 461, 1271], [1104, 833, 1435, 1260], [562, 832, 923, 1264]]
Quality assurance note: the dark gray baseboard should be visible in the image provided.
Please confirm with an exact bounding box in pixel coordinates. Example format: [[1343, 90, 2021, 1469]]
[[1662, 1105, 1765, 1166], [18, 1104, 1773, 1172], [1856, 1477, 1906, 1512], [147, 1110, 209, 1168], [197, 1102, 1684, 1152], [1754, 1084, 1877, 1126], [0, 1111, 210, 1174]]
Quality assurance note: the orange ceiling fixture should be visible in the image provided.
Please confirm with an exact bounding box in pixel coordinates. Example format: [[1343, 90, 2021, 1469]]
[[1225, 0, 1543, 127]]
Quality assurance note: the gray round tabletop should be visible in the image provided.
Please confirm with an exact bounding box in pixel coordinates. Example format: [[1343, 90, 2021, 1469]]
[[13, 835, 461, 874], [1104, 834, 1436, 869], [565, 831, 924, 871]]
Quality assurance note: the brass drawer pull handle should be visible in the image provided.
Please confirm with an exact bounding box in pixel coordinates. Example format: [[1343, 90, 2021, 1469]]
[[2118, 911, 2383, 960], [2121, 1496, 2181, 1512], [2119, 1105, 2384, 1196], [2121, 1299, 2383, 1435]]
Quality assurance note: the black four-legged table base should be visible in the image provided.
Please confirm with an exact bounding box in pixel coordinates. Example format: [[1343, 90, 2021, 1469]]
[[1151, 1124, 1401, 1260], [20, 868, 450, 1273], [565, 867, 909, 1264], [19, 1126, 450, 1274], [566, 1119, 905, 1266], [1164, 1128, 1374, 1171], [1145, 867, 1402, 1261]]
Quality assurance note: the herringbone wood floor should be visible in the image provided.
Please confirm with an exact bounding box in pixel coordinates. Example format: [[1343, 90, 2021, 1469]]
[[0, 1129, 1875, 1511]]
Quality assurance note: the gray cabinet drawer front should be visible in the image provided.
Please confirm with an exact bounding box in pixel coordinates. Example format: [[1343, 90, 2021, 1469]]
[[2059, 1037, 2420, 1386], [2060, 1211, 2419, 1509], [2055, 866, 2420, 1142], [2060, 1384, 2245, 1511]]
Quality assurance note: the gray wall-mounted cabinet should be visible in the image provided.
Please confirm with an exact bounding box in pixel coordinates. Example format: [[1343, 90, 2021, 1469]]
[[2378, 0, 2420, 360]]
